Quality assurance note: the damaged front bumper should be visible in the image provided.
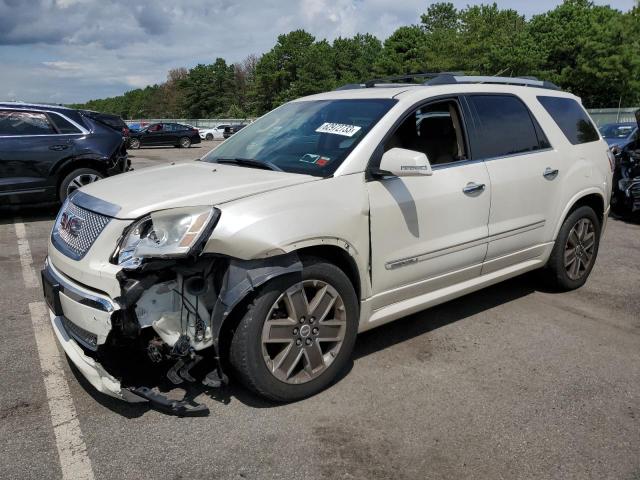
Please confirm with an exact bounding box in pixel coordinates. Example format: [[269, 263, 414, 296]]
[[42, 250, 302, 414], [49, 311, 146, 403]]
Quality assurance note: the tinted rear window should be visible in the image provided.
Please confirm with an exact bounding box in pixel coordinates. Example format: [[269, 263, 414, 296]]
[[49, 113, 81, 134], [537, 96, 599, 145], [468, 95, 545, 159]]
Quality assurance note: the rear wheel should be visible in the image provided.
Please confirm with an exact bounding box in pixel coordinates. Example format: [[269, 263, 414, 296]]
[[59, 168, 103, 202], [230, 259, 358, 402], [542, 206, 601, 291], [179, 137, 191, 148]]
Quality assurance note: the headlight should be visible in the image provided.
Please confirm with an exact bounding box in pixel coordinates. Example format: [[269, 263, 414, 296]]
[[116, 206, 219, 268]]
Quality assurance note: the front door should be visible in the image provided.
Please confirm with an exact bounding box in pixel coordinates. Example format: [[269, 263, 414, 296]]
[[367, 98, 491, 310]]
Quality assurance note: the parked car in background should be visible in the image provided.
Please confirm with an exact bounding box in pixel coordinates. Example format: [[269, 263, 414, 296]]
[[79, 110, 130, 147], [599, 122, 638, 153], [0, 102, 128, 204], [199, 125, 229, 141], [223, 123, 248, 139], [610, 111, 640, 215], [128, 122, 201, 149]]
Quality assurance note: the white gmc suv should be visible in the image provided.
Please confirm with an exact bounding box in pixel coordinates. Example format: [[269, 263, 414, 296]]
[[42, 75, 613, 414]]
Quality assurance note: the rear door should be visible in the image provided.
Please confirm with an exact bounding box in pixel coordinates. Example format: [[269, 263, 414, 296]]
[[0, 109, 76, 201], [464, 94, 561, 274]]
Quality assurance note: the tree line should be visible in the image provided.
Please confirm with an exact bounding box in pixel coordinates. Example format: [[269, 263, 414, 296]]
[[71, 0, 640, 118]]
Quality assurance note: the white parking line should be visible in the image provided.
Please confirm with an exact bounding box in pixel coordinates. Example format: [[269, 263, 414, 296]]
[[13, 220, 39, 289], [29, 302, 95, 480], [13, 217, 95, 480]]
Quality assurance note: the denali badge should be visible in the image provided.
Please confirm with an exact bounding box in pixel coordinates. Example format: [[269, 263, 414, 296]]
[[60, 211, 84, 237]]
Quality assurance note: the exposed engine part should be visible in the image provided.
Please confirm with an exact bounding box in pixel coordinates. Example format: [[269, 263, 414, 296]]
[[202, 369, 228, 389], [171, 334, 191, 357], [167, 359, 185, 385], [184, 275, 208, 296], [179, 356, 202, 382], [146, 338, 164, 363]]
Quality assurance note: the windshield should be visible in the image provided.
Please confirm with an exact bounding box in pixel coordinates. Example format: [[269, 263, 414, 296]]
[[599, 123, 636, 139], [201, 99, 396, 176]]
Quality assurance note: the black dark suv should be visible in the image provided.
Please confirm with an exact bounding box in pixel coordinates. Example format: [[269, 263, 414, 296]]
[[0, 103, 129, 205], [128, 122, 201, 149]]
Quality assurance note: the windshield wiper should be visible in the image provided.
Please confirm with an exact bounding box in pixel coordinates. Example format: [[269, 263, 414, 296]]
[[215, 157, 282, 172]]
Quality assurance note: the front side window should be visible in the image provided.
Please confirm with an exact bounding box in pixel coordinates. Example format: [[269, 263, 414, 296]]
[[0, 110, 56, 136], [538, 96, 599, 145], [383, 99, 467, 166], [202, 99, 396, 176], [468, 95, 544, 159]]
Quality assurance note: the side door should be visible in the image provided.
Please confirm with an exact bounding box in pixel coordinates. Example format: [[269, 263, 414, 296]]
[[464, 94, 562, 274], [163, 123, 180, 145], [143, 123, 164, 145], [0, 109, 75, 201], [367, 97, 491, 309]]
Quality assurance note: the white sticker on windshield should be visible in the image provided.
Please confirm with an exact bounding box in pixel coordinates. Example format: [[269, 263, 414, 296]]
[[315, 122, 362, 137]]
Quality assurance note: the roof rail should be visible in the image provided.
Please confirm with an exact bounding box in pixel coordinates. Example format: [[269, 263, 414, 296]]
[[334, 72, 464, 91], [424, 74, 560, 90]]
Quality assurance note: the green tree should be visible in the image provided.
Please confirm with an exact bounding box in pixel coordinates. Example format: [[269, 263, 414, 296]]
[[375, 26, 427, 75], [530, 0, 640, 107], [333, 33, 382, 84]]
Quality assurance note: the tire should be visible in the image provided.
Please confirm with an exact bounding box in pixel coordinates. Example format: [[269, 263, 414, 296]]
[[206, 133, 213, 141], [541, 205, 601, 291], [59, 168, 103, 202], [129, 138, 140, 149], [179, 137, 191, 148], [229, 258, 359, 402]]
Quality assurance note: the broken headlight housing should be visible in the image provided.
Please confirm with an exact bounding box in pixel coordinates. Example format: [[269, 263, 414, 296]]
[[116, 206, 220, 268]]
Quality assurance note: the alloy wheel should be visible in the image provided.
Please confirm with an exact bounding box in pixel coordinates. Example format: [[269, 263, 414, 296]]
[[180, 137, 191, 148], [66, 173, 101, 197], [564, 217, 596, 280], [261, 280, 347, 385]]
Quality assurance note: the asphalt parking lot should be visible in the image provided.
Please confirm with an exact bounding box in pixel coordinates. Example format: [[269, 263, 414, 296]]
[[1, 144, 639, 480]]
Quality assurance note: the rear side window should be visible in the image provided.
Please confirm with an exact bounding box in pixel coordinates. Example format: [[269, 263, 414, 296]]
[[0, 110, 56, 135], [537, 96, 599, 145], [49, 113, 81, 134], [467, 95, 545, 159]]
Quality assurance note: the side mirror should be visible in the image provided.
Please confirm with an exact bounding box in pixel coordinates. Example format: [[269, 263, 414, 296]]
[[377, 147, 432, 177]]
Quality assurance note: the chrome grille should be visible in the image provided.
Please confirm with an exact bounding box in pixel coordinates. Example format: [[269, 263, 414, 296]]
[[52, 199, 111, 260], [61, 317, 98, 351]]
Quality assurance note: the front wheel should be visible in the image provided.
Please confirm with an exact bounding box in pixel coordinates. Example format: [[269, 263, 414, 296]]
[[179, 136, 191, 148], [230, 259, 358, 402], [205, 133, 213, 141], [129, 138, 140, 149], [542, 206, 601, 291]]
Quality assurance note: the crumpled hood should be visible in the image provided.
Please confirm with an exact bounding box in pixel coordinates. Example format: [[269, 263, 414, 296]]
[[79, 161, 319, 219]]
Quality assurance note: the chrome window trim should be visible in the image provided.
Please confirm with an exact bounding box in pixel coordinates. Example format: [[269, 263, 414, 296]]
[[0, 107, 90, 136], [45, 258, 117, 313]]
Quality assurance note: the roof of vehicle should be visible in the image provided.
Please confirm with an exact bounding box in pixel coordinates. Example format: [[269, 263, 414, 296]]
[[0, 101, 75, 113], [298, 82, 578, 103]]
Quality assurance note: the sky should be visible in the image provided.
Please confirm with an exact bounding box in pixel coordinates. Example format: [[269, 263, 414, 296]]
[[0, 0, 636, 104]]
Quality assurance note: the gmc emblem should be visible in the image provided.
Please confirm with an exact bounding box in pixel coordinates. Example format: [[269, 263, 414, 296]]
[[60, 211, 84, 237]]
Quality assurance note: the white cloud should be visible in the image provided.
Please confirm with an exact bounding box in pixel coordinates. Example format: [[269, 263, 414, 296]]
[[0, 0, 636, 103]]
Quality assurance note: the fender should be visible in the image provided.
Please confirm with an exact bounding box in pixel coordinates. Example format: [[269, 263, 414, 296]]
[[553, 186, 607, 240]]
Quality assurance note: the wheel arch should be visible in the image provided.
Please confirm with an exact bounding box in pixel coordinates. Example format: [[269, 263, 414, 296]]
[[554, 189, 606, 239], [53, 158, 109, 191]]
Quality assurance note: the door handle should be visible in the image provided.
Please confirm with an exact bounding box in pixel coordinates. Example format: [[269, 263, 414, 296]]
[[462, 182, 486, 195], [49, 145, 69, 151], [543, 167, 559, 179]]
